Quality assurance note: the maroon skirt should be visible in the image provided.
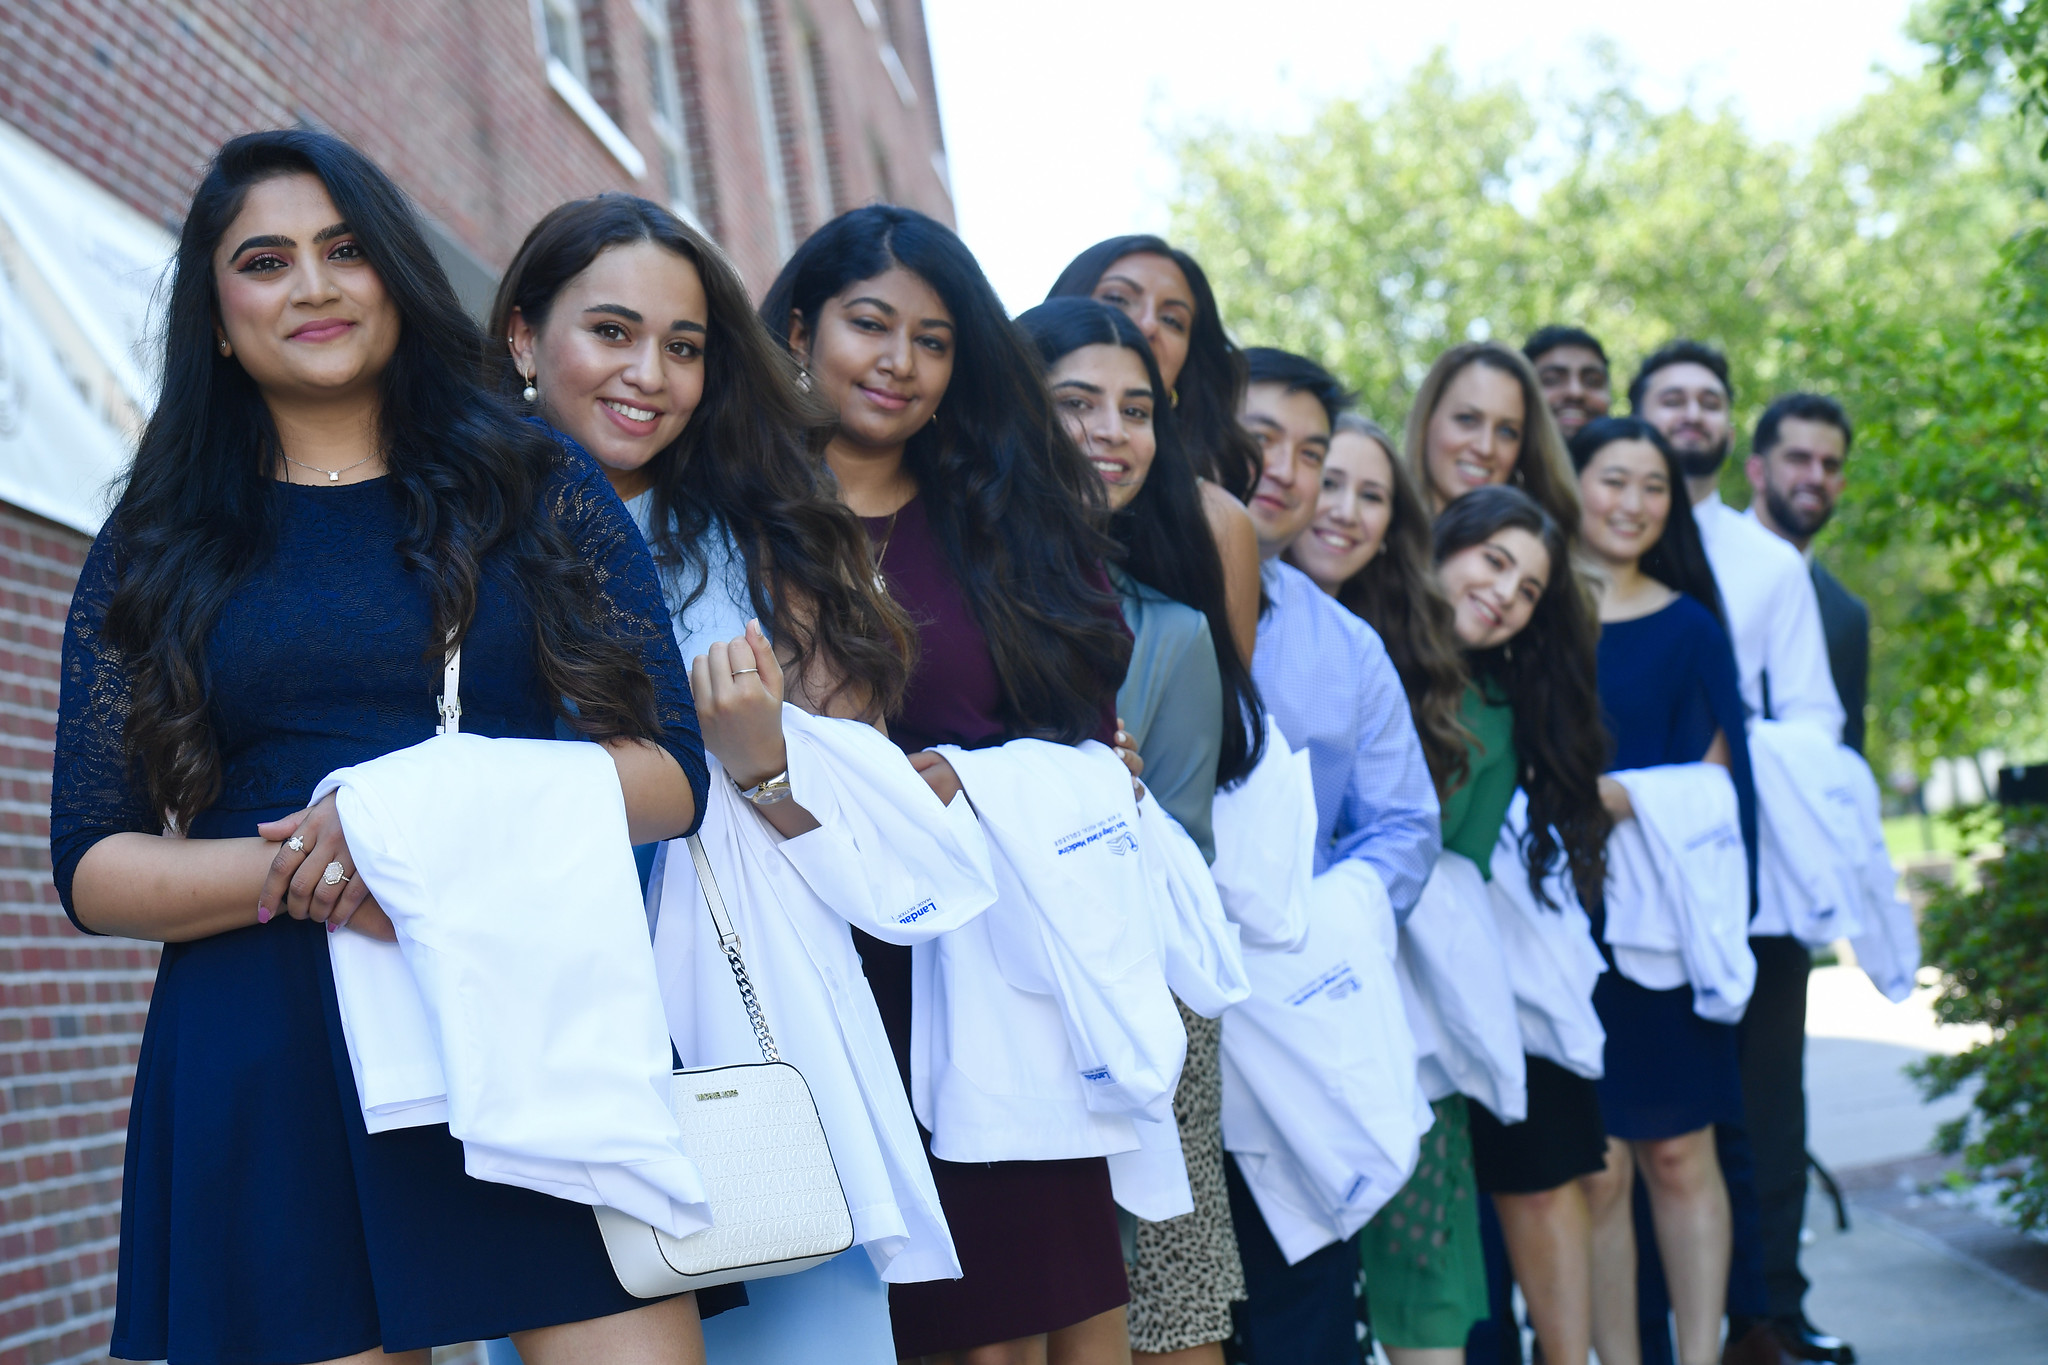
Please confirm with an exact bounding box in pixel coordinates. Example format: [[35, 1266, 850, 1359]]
[[855, 933, 1130, 1355]]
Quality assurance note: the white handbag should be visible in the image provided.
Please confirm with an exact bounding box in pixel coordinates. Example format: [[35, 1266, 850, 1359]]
[[437, 643, 854, 1295], [594, 836, 855, 1293]]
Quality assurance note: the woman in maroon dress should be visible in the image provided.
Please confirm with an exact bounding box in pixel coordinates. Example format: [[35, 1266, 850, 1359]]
[[763, 206, 1135, 1365]]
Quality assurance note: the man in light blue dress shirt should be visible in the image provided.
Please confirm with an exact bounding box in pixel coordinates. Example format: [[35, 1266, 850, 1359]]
[[1224, 348, 1441, 1365]]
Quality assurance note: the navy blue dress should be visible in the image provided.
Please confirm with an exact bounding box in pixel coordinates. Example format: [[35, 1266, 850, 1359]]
[[1593, 593, 1755, 1140], [50, 441, 725, 1363]]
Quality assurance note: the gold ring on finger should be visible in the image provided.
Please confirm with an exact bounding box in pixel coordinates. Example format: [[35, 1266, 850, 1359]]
[[731, 667, 760, 676]]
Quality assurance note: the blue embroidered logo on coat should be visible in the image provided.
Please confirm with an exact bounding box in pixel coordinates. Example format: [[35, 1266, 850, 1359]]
[[1053, 816, 1138, 858], [1287, 962, 1362, 1006]]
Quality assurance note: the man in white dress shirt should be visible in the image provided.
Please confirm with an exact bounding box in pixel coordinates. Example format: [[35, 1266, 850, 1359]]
[[1631, 341, 1855, 1365]]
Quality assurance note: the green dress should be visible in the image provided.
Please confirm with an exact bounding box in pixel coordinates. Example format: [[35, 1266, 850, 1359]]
[[1359, 683, 1515, 1350]]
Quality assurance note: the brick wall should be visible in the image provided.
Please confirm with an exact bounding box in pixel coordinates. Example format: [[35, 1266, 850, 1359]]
[[0, 4, 952, 1360], [0, 0, 951, 293], [0, 508, 148, 1365]]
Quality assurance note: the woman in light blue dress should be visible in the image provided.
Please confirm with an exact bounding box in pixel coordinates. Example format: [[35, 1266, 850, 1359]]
[[483, 194, 918, 1364]]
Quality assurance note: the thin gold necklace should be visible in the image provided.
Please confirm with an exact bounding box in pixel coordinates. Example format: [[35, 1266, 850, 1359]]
[[870, 510, 900, 592], [282, 452, 378, 484]]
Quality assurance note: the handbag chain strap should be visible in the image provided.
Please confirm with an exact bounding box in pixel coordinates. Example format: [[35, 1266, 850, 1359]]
[[437, 639, 463, 735], [436, 639, 779, 1064], [686, 833, 782, 1065]]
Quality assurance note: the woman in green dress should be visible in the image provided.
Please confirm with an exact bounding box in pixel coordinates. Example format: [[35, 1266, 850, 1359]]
[[1284, 412, 1493, 1364]]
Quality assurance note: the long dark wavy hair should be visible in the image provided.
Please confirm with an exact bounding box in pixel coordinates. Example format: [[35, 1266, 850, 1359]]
[[1015, 298, 1264, 786], [1300, 413, 1473, 800], [1046, 235, 1261, 502], [762, 206, 1130, 743], [488, 194, 913, 718], [1566, 416, 1727, 630], [107, 129, 663, 827], [1433, 486, 1611, 909]]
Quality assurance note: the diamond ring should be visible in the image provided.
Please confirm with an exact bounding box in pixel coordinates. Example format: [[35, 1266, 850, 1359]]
[[285, 834, 305, 853], [322, 861, 350, 887]]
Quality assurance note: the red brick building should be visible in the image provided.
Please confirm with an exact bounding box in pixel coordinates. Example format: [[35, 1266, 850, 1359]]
[[0, 4, 950, 1361]]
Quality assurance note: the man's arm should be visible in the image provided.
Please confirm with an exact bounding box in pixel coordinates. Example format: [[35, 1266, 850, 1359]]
[[1328, 635, 1442, 921]]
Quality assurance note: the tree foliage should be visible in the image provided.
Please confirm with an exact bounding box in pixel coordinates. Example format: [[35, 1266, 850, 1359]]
[[1168, 41, 2048, 775], [1912, 816, 2048, 1232]]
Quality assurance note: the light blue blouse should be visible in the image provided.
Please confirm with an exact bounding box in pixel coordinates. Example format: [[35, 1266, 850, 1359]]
[[625, 489, 757, 668]]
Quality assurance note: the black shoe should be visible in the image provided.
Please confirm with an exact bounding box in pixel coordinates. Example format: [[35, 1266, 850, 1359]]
[[1771, 1316, 1856, 1364]]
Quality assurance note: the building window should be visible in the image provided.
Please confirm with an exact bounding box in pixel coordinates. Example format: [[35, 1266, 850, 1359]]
[[638, 0, 697, 223], [539, 0, 587, 83], [737, 0, 794, 258], [531, 0, 646, 177]]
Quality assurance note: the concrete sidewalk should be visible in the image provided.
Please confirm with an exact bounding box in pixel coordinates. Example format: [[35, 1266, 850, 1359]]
[[1800, 964, 2048, 1363]]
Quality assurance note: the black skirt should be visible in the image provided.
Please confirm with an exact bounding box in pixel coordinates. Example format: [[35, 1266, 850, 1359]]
[[1468, 1055, 1609, 1194]]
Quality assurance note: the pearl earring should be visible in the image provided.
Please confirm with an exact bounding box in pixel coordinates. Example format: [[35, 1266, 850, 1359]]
[[521, 373, 538, 404]]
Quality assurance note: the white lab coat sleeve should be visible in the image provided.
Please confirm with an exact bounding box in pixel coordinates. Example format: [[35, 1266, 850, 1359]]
[[1137, 795, 1250, 1018], [1220, 858, 1427, 1262], [1397, 852, 1527, 1122], [940, 741, 1185, 1126], [774, 705, 998, 942], [1487, 793, 1607, 1079], [1609, 765, 1755, 1024], [1209, 717, 1315, 952], [316, 735, 709, 1240]]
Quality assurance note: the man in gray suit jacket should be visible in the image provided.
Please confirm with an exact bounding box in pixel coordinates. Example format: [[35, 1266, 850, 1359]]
[[1748, 394, 1868, 753]]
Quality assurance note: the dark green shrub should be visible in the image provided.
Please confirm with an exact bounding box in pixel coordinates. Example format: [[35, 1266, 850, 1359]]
[[1911, 806, 2048, 1231]]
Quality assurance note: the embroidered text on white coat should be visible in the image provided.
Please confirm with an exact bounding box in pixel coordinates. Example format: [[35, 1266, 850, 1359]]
[[896, 898, 939, 925], [1053, 816, 1138, 857], [1287, 962, 1362, 1006]]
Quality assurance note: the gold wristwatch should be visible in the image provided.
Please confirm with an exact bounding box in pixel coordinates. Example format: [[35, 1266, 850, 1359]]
[[733, 769, 793, 806]]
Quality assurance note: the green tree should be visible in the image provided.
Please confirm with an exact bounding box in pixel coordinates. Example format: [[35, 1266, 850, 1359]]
[[1168, 43, 2046, 775]]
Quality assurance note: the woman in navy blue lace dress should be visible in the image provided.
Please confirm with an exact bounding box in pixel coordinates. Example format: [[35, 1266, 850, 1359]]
[[49, 131, 718, 1365]]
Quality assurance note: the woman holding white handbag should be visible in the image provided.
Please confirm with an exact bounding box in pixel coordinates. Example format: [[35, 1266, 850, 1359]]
[[488, 193, 928, 1364]]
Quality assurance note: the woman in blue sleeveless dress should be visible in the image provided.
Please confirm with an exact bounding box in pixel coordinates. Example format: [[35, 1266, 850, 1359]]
[[485, 193, 918, 1365], [1567, 417, 1756, 1365], [48, 131, 719, 1365]]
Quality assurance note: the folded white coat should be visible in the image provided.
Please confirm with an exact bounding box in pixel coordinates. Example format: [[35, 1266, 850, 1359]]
[[1397, 851, 1526, 1122], [1488, 792, 1607, 1079], [912, 739, 1185, 1163], [655, 706, 996, 1284], [1209, 716, 1315, 952], [1105, 796, 1252, 1222], [1221, 859, 1430, 1264], [318, 734, 707, 1240], [1137, 794, 1251, 1019], [1749, 722, 1919, 998], [1604, 764, 1756, 1024], [1749, 722, 1918, 998]]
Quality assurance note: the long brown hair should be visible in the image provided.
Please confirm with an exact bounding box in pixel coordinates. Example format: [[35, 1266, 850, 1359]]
[[489, 195, 913, 718], [1404, 342, 1582, 535], [1298, 413, 1472, 799]]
